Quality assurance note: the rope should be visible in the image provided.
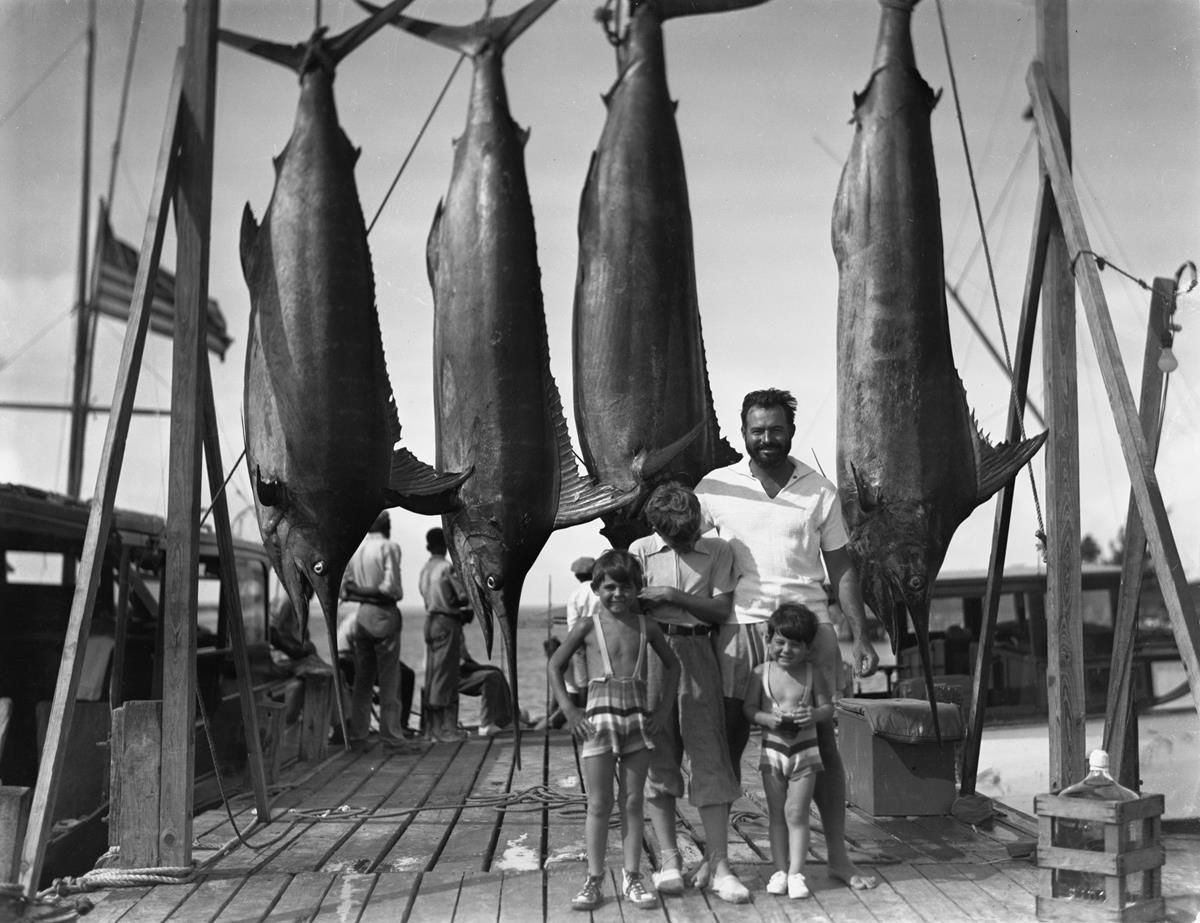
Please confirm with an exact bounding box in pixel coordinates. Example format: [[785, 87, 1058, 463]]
[[366, 54, 466, 236], [934, 0, 1046, 553], [37, 864, 198, 899], [286, 783, 590, 822], [0, 31, 87, 128], [0, 307, 75, 373]]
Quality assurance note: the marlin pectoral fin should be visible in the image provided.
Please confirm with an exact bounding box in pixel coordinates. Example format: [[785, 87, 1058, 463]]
[[850, 462, 880, 514], [383, 448, 472, 515], [239, 204, 259, 280], [555, 479, 639, 530], [255, 466, 285, 508], [973, 425, 1048, 503], [631, 420, 704, 483]]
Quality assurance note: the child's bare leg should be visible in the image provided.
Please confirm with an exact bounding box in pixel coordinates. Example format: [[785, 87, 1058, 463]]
[[785, 769, 817, 876], [618, 748, 651, 875], [582, 752, 616, 877], [761, 768, 791, 873]]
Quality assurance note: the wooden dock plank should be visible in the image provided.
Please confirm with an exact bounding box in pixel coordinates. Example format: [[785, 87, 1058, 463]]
[[164, 873, 244, 922], [945, 862, 1035, 919], [544, 865, 583, 919], [543, 730, 587, 870], [74, 887, 152, 923], [808, 873, 882, 923], [498, 869, 544, 921], [449, 869, 503, 923], [406, 869, 465, 922], [266, 871, 335, 922], [355, 871, 418, 923], [431, 741, 508, 873], [374, 742, 478, 872], [874, 864, 962, 923], [210, 871, 290, 923], [265, 748, 425, 872], [116, 883, 196, 923], [310, 871, 374, 922], [872, 819, 965, 864], [739, 864, 831, 923], [912, 863, 1013, 923], [491, 732, 547, 874]]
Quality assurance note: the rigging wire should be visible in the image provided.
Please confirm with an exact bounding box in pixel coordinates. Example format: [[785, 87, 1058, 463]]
[[0, 31, 86, 128], [0, 307, 75, 373], [366, 54, 467, 236], [105, 0, 145, 207], [934, 0, 1046, 550]]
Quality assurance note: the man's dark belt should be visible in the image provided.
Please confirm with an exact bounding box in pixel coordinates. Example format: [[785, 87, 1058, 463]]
[[658, 622, 712, 637]]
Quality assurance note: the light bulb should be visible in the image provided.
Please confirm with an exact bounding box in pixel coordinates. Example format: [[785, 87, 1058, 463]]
[[1158, 347, 1179, 374]]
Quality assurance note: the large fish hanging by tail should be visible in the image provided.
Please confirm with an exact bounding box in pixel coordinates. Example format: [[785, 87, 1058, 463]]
[[573, 0, 766, 549], [224, 0, 471, 742], [832, 0, 1046, 736], [363, 0, 636, 753]]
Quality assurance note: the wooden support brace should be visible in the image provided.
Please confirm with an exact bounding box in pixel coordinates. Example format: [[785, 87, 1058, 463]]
[[1104, 278, 1172, 787], [109, 702, 163, 868], [960, 177, 1053, 794], [0, 786, 30, 884], [200, 354, 271, 821], [1028, 60, 1200, 718], [18, 51, 185, 897]]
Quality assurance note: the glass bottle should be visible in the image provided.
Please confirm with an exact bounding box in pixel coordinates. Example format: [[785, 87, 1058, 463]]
[[1054, 749, 1139, 901]]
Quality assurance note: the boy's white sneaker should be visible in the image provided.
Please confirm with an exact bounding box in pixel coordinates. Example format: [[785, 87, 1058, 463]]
[[788, 872, 810, 899], [766, 870, 788, 895]]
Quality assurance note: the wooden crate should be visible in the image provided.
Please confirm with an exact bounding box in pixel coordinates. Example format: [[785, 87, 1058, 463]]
[[837, 697, 962, 816], [1035, 791, 1165, 922]]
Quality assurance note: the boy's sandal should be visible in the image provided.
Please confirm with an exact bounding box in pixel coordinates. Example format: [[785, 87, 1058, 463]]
[[766, 870, 789, 895]]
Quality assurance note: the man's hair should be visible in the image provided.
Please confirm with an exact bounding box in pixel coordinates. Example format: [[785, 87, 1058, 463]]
[[369, 511, 391, 537], [767, 603, 819, 644], [591, 549, 644, 592], [426, 527, 447, 553], [642, 482, 701, 547], [740, 388, 797, 428]]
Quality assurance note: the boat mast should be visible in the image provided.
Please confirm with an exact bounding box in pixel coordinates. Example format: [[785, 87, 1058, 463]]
[[66, 0, 97, 502]]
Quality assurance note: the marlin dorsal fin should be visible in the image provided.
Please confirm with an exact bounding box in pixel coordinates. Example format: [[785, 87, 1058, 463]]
[[972, 423, 1048, 503]]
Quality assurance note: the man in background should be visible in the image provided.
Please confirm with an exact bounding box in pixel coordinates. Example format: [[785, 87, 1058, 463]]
[[418, 527, 472, 741], [341, 511, 418, 753]]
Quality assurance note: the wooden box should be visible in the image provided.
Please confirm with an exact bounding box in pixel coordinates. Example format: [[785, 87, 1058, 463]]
[[836, 697, 963, 816], [1035, 792, 1165, 922]]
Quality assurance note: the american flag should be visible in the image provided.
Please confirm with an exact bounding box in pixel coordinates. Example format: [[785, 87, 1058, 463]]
[[93, 215, 232, 359]]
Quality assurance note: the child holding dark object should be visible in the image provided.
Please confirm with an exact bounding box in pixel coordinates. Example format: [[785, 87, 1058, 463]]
[[743, 603, 833, 899], [548, 550, 680, 913]]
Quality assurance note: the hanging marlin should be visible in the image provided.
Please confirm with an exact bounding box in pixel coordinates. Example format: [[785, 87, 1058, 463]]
[[572, 0, 766, 549], [832, 0, 1046, 735], [223, 0, 471, 737], [362, 0, 636, 745]]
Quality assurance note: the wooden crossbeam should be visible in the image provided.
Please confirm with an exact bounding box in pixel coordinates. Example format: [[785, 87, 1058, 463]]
[[1028, 60, 1200, 720], [1103, 278, 1172, 787], [19, 50, 186, 896], [959, 178, 1052, 795]]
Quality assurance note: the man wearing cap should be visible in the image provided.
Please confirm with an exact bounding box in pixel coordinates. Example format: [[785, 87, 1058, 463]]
[[418, 527, 473, 741], [563, 555, 600, 707]]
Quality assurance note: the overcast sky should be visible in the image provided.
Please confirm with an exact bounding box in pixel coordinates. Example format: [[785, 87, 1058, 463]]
[[3, 0, 1199, 613]]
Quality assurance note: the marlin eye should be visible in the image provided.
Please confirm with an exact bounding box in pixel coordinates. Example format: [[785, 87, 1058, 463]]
[[485, 575, 503, 591], [312, 560, 326, 576], [907, 575, 925, 591]]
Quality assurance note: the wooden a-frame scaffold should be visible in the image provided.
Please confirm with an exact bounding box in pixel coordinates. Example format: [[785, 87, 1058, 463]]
[[15, 0, 272, 896], [956, 0, 1200, 800]]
